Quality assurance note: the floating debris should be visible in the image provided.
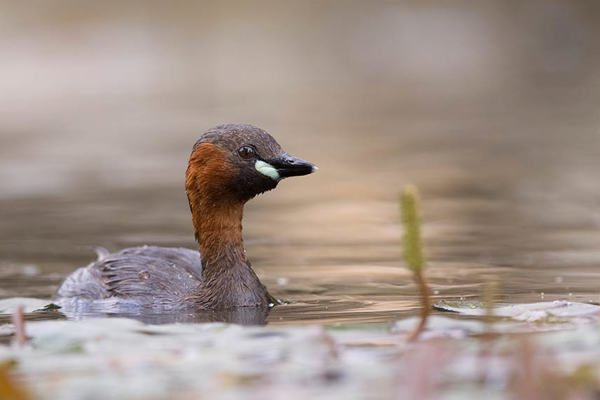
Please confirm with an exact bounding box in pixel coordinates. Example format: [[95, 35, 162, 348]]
[[434, 300, 600, 323]]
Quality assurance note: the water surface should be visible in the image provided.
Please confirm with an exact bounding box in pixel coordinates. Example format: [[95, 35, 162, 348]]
[[1, 1, 600, 326]]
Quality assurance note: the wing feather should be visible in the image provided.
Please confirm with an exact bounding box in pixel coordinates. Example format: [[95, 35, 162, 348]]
[[56, 246, 202, 307]]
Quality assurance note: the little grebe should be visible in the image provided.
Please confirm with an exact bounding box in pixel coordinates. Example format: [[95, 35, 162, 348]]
[[55, 124, 316, 311]]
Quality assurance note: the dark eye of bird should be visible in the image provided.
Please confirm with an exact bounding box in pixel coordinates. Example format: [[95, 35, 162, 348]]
[[238, 146, 256, 159]]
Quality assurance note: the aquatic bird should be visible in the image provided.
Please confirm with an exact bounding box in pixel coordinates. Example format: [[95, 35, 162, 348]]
[[55, 124, 316, 313]]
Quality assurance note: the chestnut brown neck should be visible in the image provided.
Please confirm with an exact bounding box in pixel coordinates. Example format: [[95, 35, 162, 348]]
[[194, 199, 246, 270], [185, 143, 248, 278]]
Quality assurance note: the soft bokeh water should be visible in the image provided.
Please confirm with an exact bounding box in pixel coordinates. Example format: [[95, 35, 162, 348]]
[[1, 1, 600, 325]]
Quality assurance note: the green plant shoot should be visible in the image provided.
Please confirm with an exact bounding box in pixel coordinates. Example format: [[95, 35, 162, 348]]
[[401, 185, 425, 273]]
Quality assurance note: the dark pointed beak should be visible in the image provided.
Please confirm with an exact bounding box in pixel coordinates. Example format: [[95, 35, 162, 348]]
[[269, 153, 317, 178]]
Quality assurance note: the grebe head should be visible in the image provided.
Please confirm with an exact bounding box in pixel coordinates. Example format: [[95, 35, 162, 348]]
[[186, 124, 316, 202]]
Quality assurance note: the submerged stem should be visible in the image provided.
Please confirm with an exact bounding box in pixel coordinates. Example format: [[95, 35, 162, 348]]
[[407, 270, 432, 341], [11, 305, 27, 347]]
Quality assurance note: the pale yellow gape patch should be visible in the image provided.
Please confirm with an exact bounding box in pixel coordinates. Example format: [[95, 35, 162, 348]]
[[255, 160, 280, 181]]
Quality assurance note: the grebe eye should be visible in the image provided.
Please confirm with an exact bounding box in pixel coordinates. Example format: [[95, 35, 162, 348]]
[[238, 146, 256, 159]]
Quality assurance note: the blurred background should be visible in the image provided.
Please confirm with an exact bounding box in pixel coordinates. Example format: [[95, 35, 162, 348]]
[[1, 0, 600, 323]]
